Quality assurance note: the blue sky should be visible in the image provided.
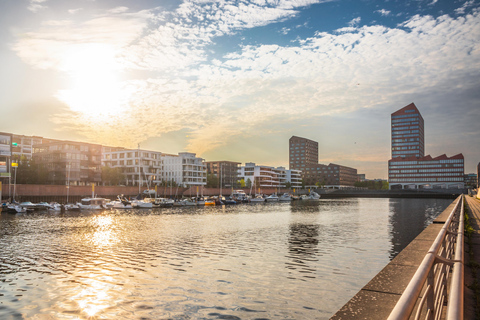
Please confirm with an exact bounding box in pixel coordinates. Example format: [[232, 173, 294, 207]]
[[0, 0, 479, 179]]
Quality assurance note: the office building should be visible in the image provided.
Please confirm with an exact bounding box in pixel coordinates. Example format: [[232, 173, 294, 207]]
[[289, 136, 318, 170], [206, 161, 241, 188], [388, 103, 464, 189], [391, 103, 425, 159]]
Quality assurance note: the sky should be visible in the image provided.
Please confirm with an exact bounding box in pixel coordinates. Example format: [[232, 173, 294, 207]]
[[0, 0, 479, 179]]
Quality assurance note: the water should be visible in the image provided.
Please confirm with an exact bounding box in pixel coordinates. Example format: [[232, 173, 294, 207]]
[[0, 198, 453, 319]]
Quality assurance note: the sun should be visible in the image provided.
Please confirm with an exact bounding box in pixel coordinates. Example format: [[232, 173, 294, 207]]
[[56, 43, 129, 117]]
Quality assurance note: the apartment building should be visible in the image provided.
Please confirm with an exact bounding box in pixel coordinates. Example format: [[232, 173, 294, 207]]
[[33, 140, 102, 186], [289, 136, 318, 170], [238, 163, 302, 189], [206, 160, 241, 188], [102, 146, 163, 187], [162, 152, 206, 188], [303, 163, 358, 188]]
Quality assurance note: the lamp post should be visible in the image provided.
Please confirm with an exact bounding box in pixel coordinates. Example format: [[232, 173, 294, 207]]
[[12, 162, 18, 203]]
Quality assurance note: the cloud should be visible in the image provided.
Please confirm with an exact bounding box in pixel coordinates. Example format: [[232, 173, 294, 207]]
[[10, 1, 480, 169], [455, 0, 476, 15], [348, 17, 361, 27], [28, 0, 48, 12], [375, 9, 391, 17]]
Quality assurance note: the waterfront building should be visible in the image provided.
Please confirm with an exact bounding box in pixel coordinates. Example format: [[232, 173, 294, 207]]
[[289, 136, 318, 170], [102, 146, 163, 187], [33, 140, 102, 186], [289, 135, 358, 188], [465, 173, 477, 189], [388, 154, 464, 189], [303, 163, 358, 188], [0, 133, 12, 187], [388, 103, 464, 190], [206, 161, 241, 188], [478, 162, 480, 188], [391, 103, 425, 159], [238, 163, 302, 189], [357, 174, 366, 182], [11, 134, 56, 160], [162, 152, 206, 188]]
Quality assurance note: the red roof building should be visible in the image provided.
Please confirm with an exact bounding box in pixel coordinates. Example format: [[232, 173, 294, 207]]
[[388, 103, 464, 190]]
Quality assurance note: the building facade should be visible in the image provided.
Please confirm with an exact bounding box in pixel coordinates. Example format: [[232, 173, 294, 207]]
[[102, 146, 163, 187], [303, 163, 358, 188], [238, 163, 302, 189], [391, 103, 425, 159], [162, 152, 206, 188], [0, 132, 12, 184], [465, 173, 477, 189], [388, 103, 464, 190], [206, 161, 241, 188], [388, 154, 464, 189], [33, 140, 103, 186], [289, 136, 319, 170]]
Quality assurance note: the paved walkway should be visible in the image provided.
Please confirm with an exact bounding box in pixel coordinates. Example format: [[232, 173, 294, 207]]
[[465, 195, 480, 319]]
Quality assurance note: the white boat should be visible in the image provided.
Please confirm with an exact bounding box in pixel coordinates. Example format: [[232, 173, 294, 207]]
[[77, 197, 109, 210], [265, 194, 279, 202], [231, 190, 249, 202], [15, 205, 27, 213], [250, 195, 265, 203], [110, 196, 133, 209], [64, 203, 80, 211], [278, 193, 292, 201], [131, 199, 153, 208], [307, 192, 321, 200]]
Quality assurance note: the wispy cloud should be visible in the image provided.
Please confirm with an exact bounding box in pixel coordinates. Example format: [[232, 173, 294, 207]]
[[11, 1, 480, 160], [375, 9, 391, 16], [28, 0, 48, 13]]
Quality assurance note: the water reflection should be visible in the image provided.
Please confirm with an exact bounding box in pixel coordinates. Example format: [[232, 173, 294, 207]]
[[0, 198, 453, 319], [387, 198, 453, 259]]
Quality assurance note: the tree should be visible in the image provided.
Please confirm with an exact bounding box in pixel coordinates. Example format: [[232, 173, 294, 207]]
[[13, 155, 48, 184], [285, 181, 292, 189], [206, 173, 219, 188], [246, 178, 252, 189], [101, 166, 125, 186]]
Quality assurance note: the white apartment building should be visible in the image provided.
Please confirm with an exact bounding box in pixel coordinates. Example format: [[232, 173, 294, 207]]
[[102, 148, 207, 188], [102, 147, 163, 187], [162, 152, 206, 188], [239, 163, 302, 188]]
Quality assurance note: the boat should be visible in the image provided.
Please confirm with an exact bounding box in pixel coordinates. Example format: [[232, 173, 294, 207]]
[[231, 190, 249, 203], [64, 203, 80, 211], [224, 199, 237, 205], [110, 196, 133, 209], [154, 198, 174, 208], [278, 193, 292, 201], [195, 197, 205, 206], [19, 201, 39, 210], [307, 191, 321, 200], [77, 197, 109, 210], [131, 199, 153, 208], [250, 195, 265, 203], [204, 198, 216, 206], [265, 194, 279, 202]]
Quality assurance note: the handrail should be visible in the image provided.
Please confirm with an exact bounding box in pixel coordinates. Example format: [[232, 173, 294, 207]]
[[387, 194, 464, 320]]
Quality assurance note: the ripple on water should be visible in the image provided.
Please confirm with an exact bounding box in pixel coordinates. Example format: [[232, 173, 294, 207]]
[[0, 198, 453, 319]]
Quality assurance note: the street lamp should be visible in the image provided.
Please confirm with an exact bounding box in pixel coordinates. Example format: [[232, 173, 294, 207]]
[[12, 162, 18, 203]]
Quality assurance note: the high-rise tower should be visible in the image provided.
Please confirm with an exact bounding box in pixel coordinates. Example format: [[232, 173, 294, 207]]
[[391, 103, 424, 159], [289, 136, 318, 170]]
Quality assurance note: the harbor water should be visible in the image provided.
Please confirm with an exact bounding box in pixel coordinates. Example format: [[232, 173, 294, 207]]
[[0, 198, 452, 319]]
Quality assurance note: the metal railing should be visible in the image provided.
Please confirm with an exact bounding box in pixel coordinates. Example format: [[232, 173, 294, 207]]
[[388, 194, 464, 320]]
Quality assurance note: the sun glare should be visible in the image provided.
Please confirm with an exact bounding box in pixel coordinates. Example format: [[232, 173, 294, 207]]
[[56, 44, 129, 118]]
